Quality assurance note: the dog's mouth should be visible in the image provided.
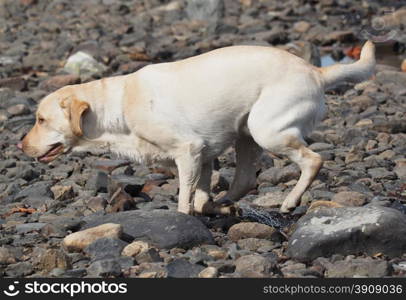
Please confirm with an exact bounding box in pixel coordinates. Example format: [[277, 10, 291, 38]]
[[38, 143, 64, 163]]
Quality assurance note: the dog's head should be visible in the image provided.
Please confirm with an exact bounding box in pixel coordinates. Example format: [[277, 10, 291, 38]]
[[19, 87, 89, 163]]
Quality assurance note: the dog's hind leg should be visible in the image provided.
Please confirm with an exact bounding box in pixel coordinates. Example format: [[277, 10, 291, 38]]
[[250, 128, 322, 213], [278, 136, 322, 212], [216, 135, 261, 206], [247, 91, 323, 213]]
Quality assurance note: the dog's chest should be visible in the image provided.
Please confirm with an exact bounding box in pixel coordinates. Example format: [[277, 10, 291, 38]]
[[108, 133, 171, 165]]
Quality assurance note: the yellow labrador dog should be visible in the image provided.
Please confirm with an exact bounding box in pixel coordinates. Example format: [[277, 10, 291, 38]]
[[20, 41, 375, 215]]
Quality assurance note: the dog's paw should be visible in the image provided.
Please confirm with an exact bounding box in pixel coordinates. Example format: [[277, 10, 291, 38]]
[[214, 197, 235, 207], [178, 206, 193, 215], [279, 203, 296, 214]]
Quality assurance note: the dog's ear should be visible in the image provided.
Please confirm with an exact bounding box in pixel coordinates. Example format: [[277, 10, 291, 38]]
[[60, 97, 89, 137]]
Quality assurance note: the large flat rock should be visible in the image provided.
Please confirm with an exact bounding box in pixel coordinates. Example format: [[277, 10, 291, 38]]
[[82, 210, 214, 249], [287, 205, 406, 261]]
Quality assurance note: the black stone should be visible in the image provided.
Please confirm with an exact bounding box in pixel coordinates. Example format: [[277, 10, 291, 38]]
[[166, 259, 205, 278], [82, 210, 214, 249]]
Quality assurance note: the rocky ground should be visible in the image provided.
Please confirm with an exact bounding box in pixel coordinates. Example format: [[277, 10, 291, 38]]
[[0, 0, 406, 278]]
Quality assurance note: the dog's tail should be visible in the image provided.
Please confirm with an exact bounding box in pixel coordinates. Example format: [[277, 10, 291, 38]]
[[319, 40, 376, 90]]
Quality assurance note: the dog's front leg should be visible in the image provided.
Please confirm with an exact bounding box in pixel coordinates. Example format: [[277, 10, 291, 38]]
[[175, 141, 204, 215]]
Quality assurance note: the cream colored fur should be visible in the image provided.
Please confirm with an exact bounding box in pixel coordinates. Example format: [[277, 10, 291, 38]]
[[21, 41, 375, 214]]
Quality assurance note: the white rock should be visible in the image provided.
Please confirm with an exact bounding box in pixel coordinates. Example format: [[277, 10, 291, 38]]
[[64, 51, 107, 76], [62, 223, 122, 252]]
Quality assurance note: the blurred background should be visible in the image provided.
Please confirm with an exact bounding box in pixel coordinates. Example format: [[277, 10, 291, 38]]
[[0, 0, 405, 94]]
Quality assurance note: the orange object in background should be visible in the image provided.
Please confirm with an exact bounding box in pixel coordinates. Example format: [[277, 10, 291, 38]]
[[2, 207, 36, 218], [401, 59, 406, 72], [345, 45, 362, 60]]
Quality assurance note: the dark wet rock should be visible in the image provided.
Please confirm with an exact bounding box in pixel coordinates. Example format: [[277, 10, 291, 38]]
[[11, 233, 47, 247], [166, 258, 205, 278], [14, 181, 53, 202], [85, 238, 128, 261], [83, 210, 214, 249], [85, 171, 108, 193], [116, 256, 134, 271], [15, 222, 47, 234], [390, 200, 406, 215], [39, 215, 83, 232], [5, 261, 33, 277], [287, 206, 406, 261], [87, 258, 122, 277], [62, 268, 87, 278]]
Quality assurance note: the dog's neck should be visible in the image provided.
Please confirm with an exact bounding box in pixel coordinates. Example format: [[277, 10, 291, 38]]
[[69, 76, 132, 154], [69, 76, 169, 164], [74, 104, 131, 151], [74, 108, 169, 164]]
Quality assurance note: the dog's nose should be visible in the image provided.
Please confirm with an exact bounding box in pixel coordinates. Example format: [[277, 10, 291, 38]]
[[18, 133, 26, 150]]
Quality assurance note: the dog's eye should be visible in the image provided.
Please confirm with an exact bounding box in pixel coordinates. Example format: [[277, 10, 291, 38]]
[[38, 117, 45, 124]]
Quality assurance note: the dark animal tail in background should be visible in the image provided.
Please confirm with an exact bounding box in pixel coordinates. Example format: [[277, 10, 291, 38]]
[[236, 203, 295, 232]]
